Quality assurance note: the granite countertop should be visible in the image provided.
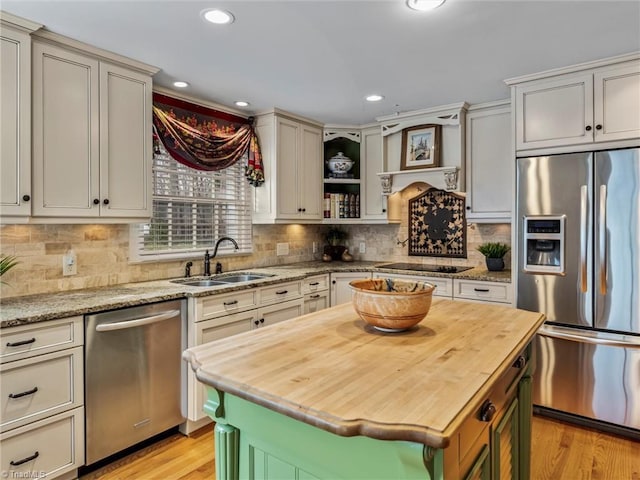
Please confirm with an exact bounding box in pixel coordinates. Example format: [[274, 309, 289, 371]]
[[0, 261, 511, 328], [184, 301, 544, 447]]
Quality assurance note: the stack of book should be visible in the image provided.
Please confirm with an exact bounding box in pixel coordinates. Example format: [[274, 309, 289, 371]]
[[324, 193, 360, 219]]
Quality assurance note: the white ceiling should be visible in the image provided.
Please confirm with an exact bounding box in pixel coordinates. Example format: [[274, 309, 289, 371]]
[[3, 0, 640, 125]]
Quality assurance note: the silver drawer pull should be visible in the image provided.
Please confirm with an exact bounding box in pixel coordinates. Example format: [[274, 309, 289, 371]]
[[276, 290, 288, 295], [473, 288, 490, 292], [6, 337, 36, 347], [8, 386, 38, 399], [10, 451, 39, 466], [223, 300, 238, 306]]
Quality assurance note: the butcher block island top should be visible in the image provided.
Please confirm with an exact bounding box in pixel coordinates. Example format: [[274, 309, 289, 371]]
[[184, 299, 545, 448]]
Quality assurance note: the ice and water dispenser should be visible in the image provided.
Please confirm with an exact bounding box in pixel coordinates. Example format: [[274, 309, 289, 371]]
[[522, 216, 565, 274]]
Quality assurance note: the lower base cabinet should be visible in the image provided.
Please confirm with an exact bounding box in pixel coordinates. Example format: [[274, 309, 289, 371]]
[[330, 272, 372, 306], [1, 406, 84, 480]]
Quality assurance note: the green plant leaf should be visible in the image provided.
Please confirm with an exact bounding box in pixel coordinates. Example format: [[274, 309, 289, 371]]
[[476, 242, 510, 258]]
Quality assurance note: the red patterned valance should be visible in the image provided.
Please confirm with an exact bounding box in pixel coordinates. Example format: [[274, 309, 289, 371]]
[[152, 93, 264, 186]]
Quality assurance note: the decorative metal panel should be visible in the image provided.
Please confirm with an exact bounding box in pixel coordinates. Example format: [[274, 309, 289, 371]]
[[408, 188, 466, 258]]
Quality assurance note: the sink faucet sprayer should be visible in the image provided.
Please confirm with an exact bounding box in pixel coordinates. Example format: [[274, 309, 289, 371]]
[[204, 237, 239, 276]]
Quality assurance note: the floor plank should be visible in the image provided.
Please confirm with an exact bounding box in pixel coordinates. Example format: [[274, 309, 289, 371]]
[[81, 416, 639, 479]]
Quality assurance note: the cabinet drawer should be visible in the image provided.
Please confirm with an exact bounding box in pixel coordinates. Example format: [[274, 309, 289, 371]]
[[453, 279, 513, 304], [0, 317, 83, 363], [373, 273, 453, 298], [304, 291, 330, 314], [195, 289, 258, 321], [302, 274, 329, 294], [0, 406, 84, 479], [257, 298, 304, 328], [260, 281, 302, 306], [458, 351, 528, 463], [0, 346, 83, 432]]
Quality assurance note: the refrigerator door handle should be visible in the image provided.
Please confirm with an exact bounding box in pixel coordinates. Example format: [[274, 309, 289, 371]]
[[579, 185, 588, 293], [538, 324, 640, 348], [599, 184, 607, 295]]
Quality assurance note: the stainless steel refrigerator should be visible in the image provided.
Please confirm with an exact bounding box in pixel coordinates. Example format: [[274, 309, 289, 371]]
[[516, 147, 640, 436]]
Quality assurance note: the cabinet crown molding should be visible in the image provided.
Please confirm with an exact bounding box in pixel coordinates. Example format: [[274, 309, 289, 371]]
[[0, 11, 43, 32], [32, 28, 159, 75], [504, 51, 640, 85]]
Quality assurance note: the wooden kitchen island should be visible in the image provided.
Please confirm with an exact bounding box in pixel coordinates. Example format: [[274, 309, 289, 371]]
[[183, 299, 545, 480]]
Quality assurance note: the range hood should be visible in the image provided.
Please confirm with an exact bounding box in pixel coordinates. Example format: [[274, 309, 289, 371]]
[[377, 167, 460, 194]]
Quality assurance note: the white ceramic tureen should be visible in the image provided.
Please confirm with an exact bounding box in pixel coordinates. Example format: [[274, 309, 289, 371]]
[[326, 152, 354, 174]]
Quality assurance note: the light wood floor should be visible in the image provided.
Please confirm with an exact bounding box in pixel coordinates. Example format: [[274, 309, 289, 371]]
[[80, 415, 639, 479]]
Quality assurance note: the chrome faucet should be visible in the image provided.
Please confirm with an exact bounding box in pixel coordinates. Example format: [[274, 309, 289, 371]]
[[204, 237, 239, 275]]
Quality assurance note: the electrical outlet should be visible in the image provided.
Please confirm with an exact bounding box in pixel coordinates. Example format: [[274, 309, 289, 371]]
[[312, 241, 317, 254], [276, 242, 289, 256], [62, 249, 77, 276], [359, 242, 366, 254]]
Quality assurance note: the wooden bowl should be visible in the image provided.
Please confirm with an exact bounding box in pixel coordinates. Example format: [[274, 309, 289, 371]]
[[349, 278, 435, 332]]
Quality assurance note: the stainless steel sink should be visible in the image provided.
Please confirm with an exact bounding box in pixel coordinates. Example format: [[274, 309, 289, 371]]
[[170, 272, 273, 287], [216, 273, 273, 283], [179, 279, 230, 287]]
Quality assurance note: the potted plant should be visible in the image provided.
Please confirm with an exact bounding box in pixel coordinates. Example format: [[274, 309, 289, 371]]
[[476, 242, 510, 271], [0, 254, 19, 285], [324, 227, 348, 260]]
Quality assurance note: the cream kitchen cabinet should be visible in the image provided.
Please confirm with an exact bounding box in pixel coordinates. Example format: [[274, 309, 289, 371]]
[[303, 274, 330, 314], [373, 272, 453, 298], [185, 279, 304, 431], [508, 55, 640, 152], [360, 126, 387, 221], [253, 110, 323, 223], [0, 13, 40, 219], [330, 271, 372, 306], [465, 101, 512, 222], [453, 278, 513, 305], [0, 316, 84, 480], [31, 37, 156, 221]]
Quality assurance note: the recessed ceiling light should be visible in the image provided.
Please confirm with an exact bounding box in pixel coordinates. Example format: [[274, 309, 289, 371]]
[[365, 94, 384, 102], [173, 81, 189, 88], [235, 101, 250, 107], [406, 0, 446, 12], [202, 8, 235, 25]]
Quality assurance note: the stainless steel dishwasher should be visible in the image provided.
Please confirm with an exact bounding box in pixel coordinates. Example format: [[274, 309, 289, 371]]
[[84, 299, 186, 465]]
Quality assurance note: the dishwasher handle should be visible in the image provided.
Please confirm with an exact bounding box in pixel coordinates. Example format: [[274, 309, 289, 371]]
[[95, 310, 181, 332]]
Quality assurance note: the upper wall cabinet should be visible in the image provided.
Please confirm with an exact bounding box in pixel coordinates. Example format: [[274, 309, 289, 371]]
[[507, 54, 640, 153], [465, 101, 512, 222], [253, 110, 323, 224], [0, 13, 41, 218], [31, 37, 156, 221]]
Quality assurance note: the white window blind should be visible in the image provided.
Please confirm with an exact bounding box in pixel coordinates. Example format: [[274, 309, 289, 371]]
[[130, 142, 252, 262]]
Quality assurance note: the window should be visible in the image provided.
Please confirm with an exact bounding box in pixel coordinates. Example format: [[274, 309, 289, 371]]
[[130, 142, 252, 262]]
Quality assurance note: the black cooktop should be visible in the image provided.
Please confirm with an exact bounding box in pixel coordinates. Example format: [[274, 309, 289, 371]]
[[377, 263, 474, 273]]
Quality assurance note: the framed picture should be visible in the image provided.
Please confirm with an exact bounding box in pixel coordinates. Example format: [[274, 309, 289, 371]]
[[400, 124, 441, 170]]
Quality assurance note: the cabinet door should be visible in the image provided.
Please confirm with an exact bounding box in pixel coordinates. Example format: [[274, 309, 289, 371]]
[[32, 42, 100, 217], [304, 291, 329, 314], [257, 298, 304, 328], [299, 124, 323, 220], [99, 62, 152, 218], [0, 27, 31, 217], [463, 444, 491, 480], [330, 272, 371, 306], [191, 311, 256, 421], [275, 117, 301, 218], [515, 73, 593, 151], [361, 127, 387, 220], [491, 397, 519, 480], [465, 104, 511, 221], [594, 62, 640, 142]]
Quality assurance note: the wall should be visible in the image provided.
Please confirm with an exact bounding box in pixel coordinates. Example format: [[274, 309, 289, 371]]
[[0, 217, 510, 299], [0, 224, 325, 298]]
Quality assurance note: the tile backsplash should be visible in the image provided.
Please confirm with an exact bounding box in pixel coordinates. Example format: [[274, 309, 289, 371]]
[[0, 218, 510, 299]]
